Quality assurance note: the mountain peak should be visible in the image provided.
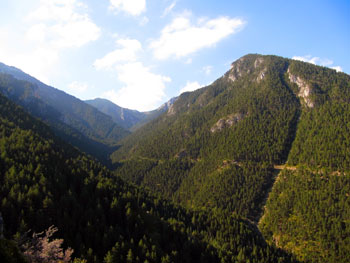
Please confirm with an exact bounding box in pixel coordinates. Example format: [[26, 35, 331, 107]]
[[227, 54, 273, 83]]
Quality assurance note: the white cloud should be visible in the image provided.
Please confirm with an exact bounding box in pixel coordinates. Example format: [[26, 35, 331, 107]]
[[101, 62, 171, 111], [139, 16, 149, 26], [25, 24, 47, 43], [94, 38, 142, 70], [292, 55, 332, 66], [179, 81, 202, 94], [331, 66, 343, 72], [26, 0, 100, 49], [0, 0, 100, 83], [150, 15, 245, 60], [0, 44, 59, 84], [161, 1, 176, 18], [109, 0, 146, 16], [67, 81, 92, 99], [95, 38, 171, 111], [293, 55, 342, 72], [68, 81, 88, 93], [185, 58, 192, 64], [202, 65, 213, 75]]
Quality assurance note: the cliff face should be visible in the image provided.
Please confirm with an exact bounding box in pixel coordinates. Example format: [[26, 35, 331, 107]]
[[288, 68, 314, 108]]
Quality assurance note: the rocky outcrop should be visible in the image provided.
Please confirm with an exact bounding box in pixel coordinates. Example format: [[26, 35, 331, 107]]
[[254, 57, 264, 68], [167, 103, 176, 116], [288, 68, 314, 108], [228, 56, 266, 83], [161, 96, 178, 112], [164, 97, 179, 116], [228, 57, 246, 82], [256, 68, 267, 82], [210, 112, 246, 133], [211, 118, 226, 132]]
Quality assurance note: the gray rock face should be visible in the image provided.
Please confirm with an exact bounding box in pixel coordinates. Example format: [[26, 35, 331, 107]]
[[288, 68, 314, 108], [254, 57, 264, 68], [167, 103, 177, 116], [210, 112, 246, 133], [256, 69, 266, 82], [164, 96, 178, 116], [228, 56, 267, 83], [228, 57, 245, 82]]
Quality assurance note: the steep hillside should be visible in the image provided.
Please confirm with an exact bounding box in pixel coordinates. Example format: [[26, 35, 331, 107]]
[[0, 66, 129, 164], [112, 54, 350, 262], [286, 60, 350, 170], [113, 55, 302, 162], [112, 54, 301, 217], [259, 59, 350, 262], [259, 168, 350, 263], [2, 53, 348, 262], [0, 92, 297, 262]]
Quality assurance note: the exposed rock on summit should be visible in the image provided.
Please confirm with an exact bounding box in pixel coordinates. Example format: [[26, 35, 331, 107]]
[[228, 57, 246, 82], [228, 56, 266, 83]]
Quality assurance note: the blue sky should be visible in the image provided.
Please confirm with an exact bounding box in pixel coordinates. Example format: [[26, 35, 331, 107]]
[[0, 0, 349, 111]]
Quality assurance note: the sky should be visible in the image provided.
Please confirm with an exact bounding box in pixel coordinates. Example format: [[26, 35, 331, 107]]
[[0, 0, 349, 111]]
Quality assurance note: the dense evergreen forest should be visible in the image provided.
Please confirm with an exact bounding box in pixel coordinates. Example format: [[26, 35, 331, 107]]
[[259, 168, 350, 263], [113, 55, 301, 215], [0, 92, 296, 262], [112, 54, 350, 262], [0, 71, 128, 166], [258, 59, 350, 262], [0, 54, 349, 262]]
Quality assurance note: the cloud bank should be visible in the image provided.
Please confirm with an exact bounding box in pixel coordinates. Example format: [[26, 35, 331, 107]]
[[150, 15, 245, 60], [94, 39, 142, 70], [179, 81, 202, 94], [293, 55, 342, 72], [0, 0, 100, 83], [101, 62, 171, 111], [95, 38, 171, 111], [109, 0, 146, 16]]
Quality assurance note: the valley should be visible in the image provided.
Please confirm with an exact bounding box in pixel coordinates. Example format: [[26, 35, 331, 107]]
[[0, 54, 349, 263]]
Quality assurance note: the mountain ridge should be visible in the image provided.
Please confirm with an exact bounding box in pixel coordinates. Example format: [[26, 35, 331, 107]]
[[111, 53, 350, 262], [85, 97, 177, 131], [0, 89, 297, 262], [0, 53, 349, 262], [0, 63, 129, 164]]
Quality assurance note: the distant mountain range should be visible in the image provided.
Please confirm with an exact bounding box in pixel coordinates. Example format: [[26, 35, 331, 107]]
[[85, 97, 177, 131], [0, 62, 174, 164]]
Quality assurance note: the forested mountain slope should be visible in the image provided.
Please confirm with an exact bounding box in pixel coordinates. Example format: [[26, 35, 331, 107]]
[[112, 54, 301, 215], [0, 73, 128, 163], [0, 92, 297, 262], [259, 59, 350, 263], [0, 67, 129, 164], [112, 54, 350, 262], [259, 168, 350, 263], [286, 60, 350, 170]]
